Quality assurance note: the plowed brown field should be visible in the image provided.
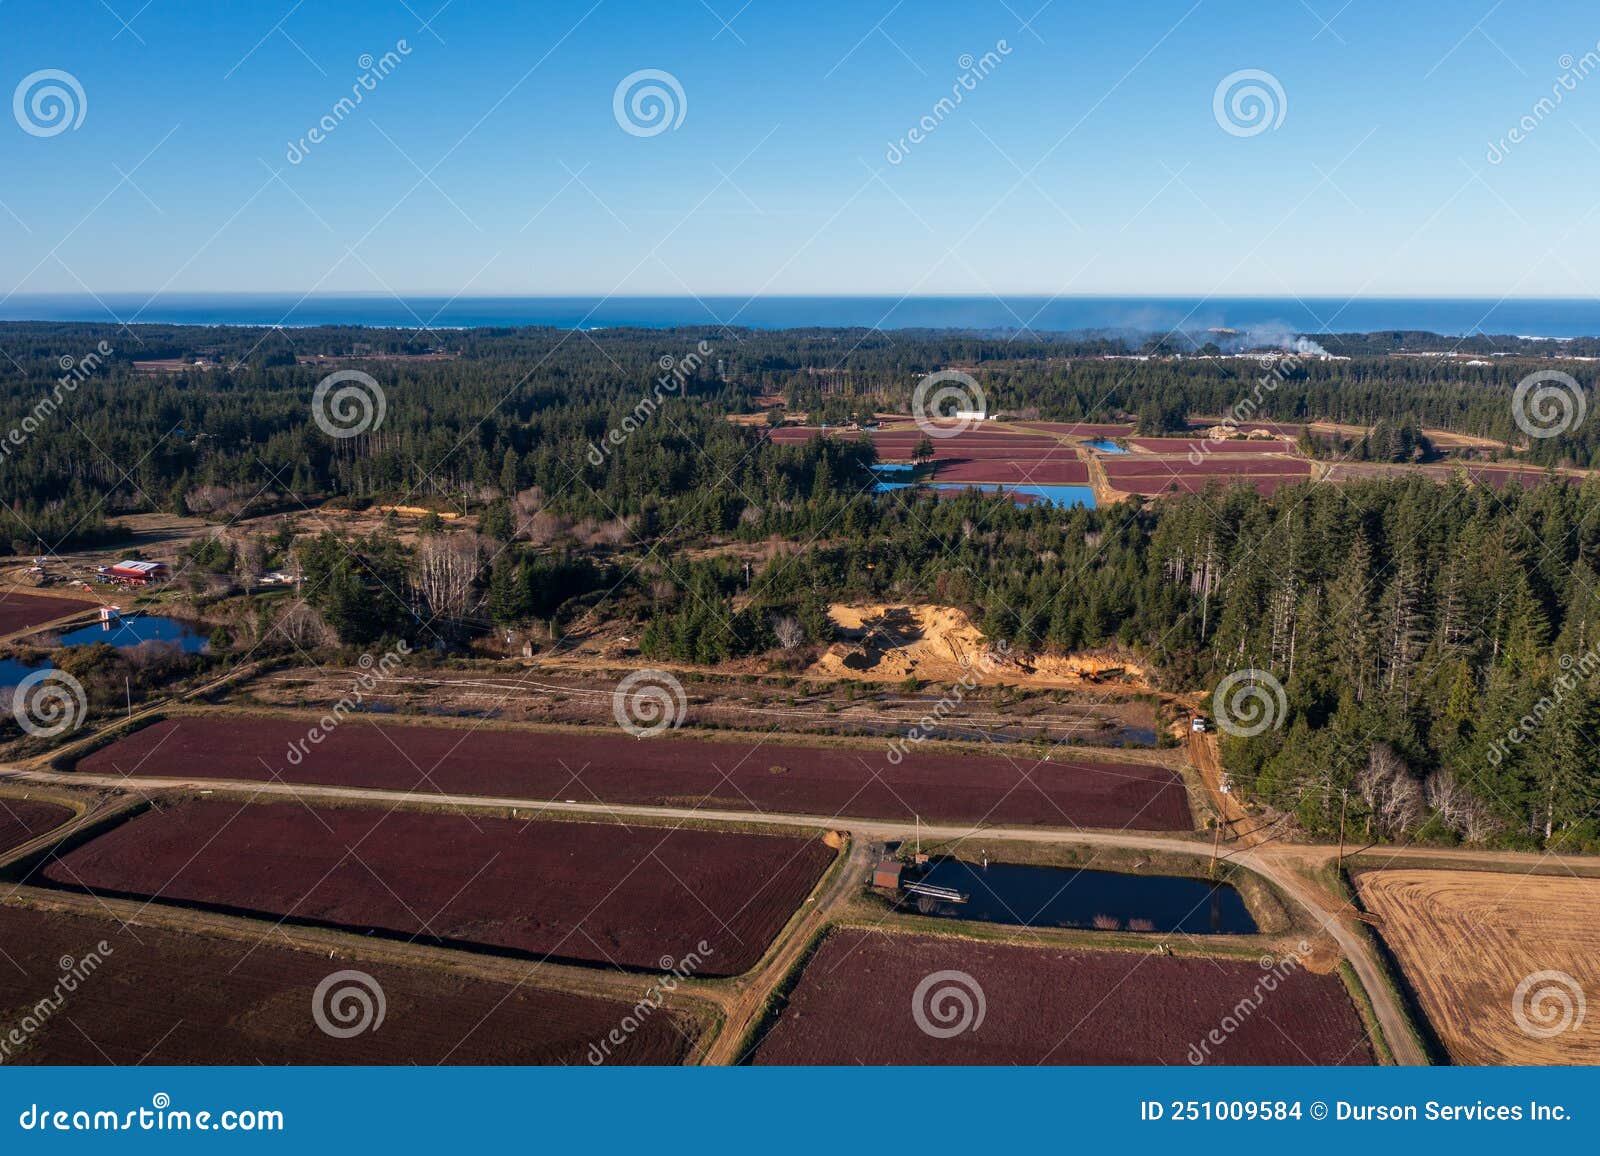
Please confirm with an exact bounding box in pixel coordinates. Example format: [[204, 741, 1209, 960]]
[[1355, 868, 1600, 1064]]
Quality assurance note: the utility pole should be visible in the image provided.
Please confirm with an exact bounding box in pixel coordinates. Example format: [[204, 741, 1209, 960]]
[[1210, 818, 1222, 878], [1337, 788, 1349, 871]]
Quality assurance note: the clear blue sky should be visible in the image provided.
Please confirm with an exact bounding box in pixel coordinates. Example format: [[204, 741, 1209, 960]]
[[3, 0, 1600, 297]]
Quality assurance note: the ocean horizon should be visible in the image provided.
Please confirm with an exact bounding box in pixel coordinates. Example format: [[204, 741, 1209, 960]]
[[5, 293, 1600, 338]]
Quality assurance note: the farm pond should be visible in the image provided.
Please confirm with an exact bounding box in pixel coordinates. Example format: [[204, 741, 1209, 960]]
[[896, 858, 1257, 934], [0, 615, 210, 685]]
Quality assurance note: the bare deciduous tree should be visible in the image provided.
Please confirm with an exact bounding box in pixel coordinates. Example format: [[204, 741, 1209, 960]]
[[413, 532, 486, 622], [274, 601, 337, 649], [771, 615, 805, 650], [1424, 768, 1502, 844], [1358, 743, 1424, 837]]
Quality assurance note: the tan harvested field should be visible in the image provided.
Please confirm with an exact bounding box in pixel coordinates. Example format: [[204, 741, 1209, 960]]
[[1356, 868, 1600, 1064]]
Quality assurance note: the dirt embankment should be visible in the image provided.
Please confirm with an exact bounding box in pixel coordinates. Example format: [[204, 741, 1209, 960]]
[[810, 603, 1149, 690]]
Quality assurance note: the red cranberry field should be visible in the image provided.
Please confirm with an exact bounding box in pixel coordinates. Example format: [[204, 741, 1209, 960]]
[[78, 716, 1193, 830], [0, 798, 73, 855], [752, 929, 1375, 1065], [43, 800, 835, 976], [0, 903, 695, 1065], [0, 592, 90, 636]]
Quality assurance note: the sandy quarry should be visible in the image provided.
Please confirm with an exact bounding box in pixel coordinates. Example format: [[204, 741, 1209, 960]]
[[810, 603, 1149, 688]]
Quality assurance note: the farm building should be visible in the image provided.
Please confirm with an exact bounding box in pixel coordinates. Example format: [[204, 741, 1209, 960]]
[[102, 560, 168, 585], [872, 860, 903, 889]]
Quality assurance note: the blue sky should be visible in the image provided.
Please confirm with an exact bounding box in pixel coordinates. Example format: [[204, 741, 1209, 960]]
[[3, 0, 1600, 298]]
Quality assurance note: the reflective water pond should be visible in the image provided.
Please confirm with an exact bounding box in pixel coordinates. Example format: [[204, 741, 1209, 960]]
[[902, 858, 1257, 934]]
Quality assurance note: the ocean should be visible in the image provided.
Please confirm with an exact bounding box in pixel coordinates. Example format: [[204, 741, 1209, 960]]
[[4, 294, 1600, 337]]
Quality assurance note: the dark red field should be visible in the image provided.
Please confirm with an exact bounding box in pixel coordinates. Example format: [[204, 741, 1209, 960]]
[[773, 426, 1097, 486], [44, 800, 834, 976], [0, 903, 694, 1064], [0, 592, 89, 636], [1128, 437, 1295, 453], [932, 459, 1090, 484], [78, 717, 1193, 830], [1103, 456, 1312, 478], [0, 798, 73, 855], [752, 929, 1375, 1065], [1113, 475, 1310, 498]]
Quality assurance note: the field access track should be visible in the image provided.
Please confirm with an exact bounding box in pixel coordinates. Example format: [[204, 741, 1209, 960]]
[[42, 800, 836, 976], [77, 717, 1193, 830]]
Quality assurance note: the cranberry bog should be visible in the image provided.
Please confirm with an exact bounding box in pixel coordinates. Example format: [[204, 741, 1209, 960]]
[[75, 716, 1193, 830], [0, 903, 694, 1064], [0, 591, 90, 636], [0, 799, 74, 856], [751, 929, 1375, 1065], [1101, 453, 1315, 499], [41, 799, 835, 976]]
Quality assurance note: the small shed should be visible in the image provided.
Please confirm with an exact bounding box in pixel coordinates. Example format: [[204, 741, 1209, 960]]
[[872, 859, 903, 890]]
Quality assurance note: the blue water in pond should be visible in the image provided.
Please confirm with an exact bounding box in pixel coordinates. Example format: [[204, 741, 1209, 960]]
[[0, 616, 210, 686], [873, 482, 1096, 508], [1085, 438, 1129, 453], [55, 615, 210, 653], [934, 483, 1096, 508], [908, 859, 1258, 934]]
